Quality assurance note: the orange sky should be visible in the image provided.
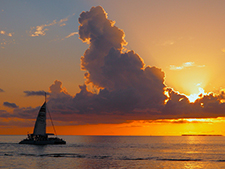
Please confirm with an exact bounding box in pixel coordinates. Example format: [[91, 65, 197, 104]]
[[1, 1, 225, 135], [1, 118, 225, 136]]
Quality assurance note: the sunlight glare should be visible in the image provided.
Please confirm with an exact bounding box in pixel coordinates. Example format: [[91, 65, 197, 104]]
[[187, 87, 206, 103]]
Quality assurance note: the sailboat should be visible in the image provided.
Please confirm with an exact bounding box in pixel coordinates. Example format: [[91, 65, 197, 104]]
[[19, 95, 66, 145]]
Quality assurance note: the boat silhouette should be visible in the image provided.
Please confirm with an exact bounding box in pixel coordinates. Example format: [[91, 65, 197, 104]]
[[19, 94, 66, 145]]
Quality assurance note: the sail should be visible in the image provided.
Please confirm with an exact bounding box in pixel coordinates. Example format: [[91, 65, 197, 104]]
[[33, 102, 46, 136]]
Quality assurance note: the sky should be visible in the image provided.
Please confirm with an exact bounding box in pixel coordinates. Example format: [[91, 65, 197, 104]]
[[1, 0, 225, 135]]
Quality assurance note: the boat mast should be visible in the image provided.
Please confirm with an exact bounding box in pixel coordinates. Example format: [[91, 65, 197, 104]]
[[45, 92, 58, 137]]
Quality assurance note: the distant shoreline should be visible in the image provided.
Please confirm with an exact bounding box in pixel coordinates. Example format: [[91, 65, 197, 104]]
[[182, 134, 223, 136]]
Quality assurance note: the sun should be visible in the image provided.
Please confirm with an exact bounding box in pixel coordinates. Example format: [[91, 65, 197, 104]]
[[186, 87, 206, 103]]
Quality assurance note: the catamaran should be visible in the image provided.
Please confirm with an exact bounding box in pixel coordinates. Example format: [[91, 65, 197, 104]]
[[19, 95, 66, 145]]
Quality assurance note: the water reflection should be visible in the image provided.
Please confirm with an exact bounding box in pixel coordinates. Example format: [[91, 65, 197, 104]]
[[1, 136, 225, 168]]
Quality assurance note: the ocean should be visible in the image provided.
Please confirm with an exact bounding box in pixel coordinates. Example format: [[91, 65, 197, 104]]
[[1, 135, 225, 169]]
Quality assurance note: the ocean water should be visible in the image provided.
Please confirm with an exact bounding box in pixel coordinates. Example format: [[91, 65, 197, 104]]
[[1, 136, 225, 169]]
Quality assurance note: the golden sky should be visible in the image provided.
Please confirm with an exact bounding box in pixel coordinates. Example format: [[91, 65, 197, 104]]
[[1, 1, 225, 135]]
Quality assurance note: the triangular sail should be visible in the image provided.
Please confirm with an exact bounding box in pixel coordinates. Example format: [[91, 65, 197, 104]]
[[33, 102, 46, 136]]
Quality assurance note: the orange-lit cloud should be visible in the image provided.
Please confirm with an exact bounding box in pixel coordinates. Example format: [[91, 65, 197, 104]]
[[0, 30, 14, 48], [0, 30, 15, 49], [161, 40, 175, 46], [169, 62, 205, 70], [0, 30, 13, 37], [65, 32, 78, 38], [61, 32, 78, 40], [29, 16, 69, 37]]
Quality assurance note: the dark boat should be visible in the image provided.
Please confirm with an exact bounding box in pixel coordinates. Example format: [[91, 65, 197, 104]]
[[19, 96, 66, 145]]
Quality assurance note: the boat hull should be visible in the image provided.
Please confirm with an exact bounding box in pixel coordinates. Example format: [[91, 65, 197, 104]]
[[19, 137, 66, 145]]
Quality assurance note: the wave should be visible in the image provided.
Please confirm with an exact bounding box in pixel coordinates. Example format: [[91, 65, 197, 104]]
[[120, 156, 156, 160], [19, 153, 86, 158], [19, 153, 111, 159], [4, 153, 225, 163], [215, 160, 225, 162], [119, 156, 202, 161], [157, 158, 202, 161]]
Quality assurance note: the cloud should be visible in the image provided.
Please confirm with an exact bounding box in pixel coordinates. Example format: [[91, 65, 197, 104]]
[[24, 90, 50, 96], [0, 31, 15, 49], [169, 62, 205, 70], [29, 16, 69, 37], [3, 102, 19, 108], [61, 32, 78, 40], [49, 80, 68, 95], [149, 118, 215, 124], [65, 32, 78, 39], [0, 110, 12, 118], [160, 87, 225, 119], [0, 30, 13, 37], [0, 118, 34, 127], [161, 40, 175, 46], [58, 18, 69, 25], [30, 21, 56, 37], [0, 88, 4, 92], [0, 106, 41, 121]]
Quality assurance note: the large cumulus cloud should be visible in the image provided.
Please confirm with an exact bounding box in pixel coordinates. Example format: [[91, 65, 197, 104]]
[[78, 6, 166, 109]]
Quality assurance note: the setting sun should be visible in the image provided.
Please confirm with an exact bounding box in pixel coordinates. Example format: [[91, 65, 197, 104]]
[[186, 87, 207, 103]]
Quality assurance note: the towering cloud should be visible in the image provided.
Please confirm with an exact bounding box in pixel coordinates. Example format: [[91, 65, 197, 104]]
[[78, 6, 166, 109]]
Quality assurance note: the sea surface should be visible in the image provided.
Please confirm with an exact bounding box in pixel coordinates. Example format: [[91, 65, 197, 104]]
[[1, 135, 225, 169]]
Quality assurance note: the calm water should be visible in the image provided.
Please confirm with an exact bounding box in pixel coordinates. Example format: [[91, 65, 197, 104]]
[[1, 135, 225, 168]]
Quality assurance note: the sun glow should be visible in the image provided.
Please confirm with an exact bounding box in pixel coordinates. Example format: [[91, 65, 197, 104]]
[[186, 87, 206, 103]]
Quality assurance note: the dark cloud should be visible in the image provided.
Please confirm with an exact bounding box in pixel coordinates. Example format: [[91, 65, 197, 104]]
[[78, 6, 166, 109], [12, 106, 40, 119], [0, 110, 12, 118], [0, 88, 4, 92], [24, 90, 50, 96], [49, 80, 68, 95], [0, 106, 41, 119], [79, 6, 127, 88], [3, 102, 19, 109], [161, 88, 225, 119], [0, 118, 34, 127]]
